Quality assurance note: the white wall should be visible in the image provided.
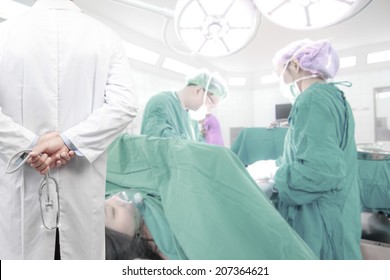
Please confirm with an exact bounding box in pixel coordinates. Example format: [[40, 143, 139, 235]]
[[338, 67, 390, 146], [253, 86, 288, 127], [217, 88, 254, 147]]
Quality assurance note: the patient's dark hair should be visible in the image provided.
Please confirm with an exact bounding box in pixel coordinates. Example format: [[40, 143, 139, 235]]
[[105, 227, 163, 260]]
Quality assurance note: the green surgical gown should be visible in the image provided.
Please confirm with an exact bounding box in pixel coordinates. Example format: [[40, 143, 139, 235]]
[[106, 134, 316, 260], [274, 83, 362, 260], [358, 159, 390, 215], [141, 91, 196, 140]]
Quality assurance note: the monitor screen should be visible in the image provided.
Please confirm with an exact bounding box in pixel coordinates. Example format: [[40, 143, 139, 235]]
[[275, 103, 292, 120]]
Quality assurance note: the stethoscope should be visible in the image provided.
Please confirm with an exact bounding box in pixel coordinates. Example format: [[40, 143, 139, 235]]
[[5, 149, 60, 230]]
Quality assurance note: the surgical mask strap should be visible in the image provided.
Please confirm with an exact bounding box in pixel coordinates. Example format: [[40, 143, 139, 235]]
[[294, 74, 319, 88], [202, 73, 213, 105], [281, 61, 291, 83]]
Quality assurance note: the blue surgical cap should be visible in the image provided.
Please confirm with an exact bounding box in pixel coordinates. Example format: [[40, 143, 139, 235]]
[[186, 69, 229, 100]]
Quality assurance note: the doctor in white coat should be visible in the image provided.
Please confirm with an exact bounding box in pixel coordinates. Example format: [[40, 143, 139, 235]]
[[0, 0, 138, 259]]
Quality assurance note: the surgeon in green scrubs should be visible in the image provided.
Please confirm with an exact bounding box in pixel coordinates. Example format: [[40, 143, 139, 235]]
[[105, 134, 317, 260], [273, 39, 362, 260], [140, 69, 228, 141]]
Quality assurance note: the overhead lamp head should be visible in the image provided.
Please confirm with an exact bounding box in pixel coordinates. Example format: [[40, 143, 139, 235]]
[[254, 0, 373, 30], [174, 0, 261, 57]]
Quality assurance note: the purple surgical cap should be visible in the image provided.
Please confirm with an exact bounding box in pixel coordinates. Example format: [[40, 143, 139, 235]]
[[272, 39, 340, 79]]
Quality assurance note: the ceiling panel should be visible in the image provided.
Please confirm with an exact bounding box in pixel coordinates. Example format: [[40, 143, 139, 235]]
[[9, 0, 390, 85]]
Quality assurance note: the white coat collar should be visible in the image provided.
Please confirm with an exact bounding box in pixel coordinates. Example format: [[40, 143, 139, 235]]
[[33, 0, 82, 12]]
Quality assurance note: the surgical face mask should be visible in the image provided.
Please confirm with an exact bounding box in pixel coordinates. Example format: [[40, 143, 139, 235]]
[[279, 61, 318, 104], [279, 77, 301, 104], [190, 74, 213, 120], [189, 105, 207, 121]]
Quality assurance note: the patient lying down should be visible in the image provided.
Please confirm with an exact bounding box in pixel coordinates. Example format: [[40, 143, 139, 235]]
[[104, 134, 316, 260]]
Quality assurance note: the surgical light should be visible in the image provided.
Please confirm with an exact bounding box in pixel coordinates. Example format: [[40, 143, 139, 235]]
[[253, 0, 373, 30], [112, 0, 261, 57], [174, 0, 261, 57]]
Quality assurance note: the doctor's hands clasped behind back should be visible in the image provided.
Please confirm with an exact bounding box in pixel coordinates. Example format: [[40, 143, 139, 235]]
[[28, 131, 76, 175]]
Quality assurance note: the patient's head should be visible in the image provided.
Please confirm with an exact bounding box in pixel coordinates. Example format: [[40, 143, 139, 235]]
[[105, 192, 163, 260], [105, 193, 142, 237]]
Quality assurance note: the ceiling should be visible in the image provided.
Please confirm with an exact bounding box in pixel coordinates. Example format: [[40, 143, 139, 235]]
[[9, 0, 390, 86]]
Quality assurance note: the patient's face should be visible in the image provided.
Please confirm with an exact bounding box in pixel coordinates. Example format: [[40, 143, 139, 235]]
[[105, 195, 138, 237]]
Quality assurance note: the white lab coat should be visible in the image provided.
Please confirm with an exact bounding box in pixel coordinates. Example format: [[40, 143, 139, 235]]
[[0, 0, 138, 259]]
